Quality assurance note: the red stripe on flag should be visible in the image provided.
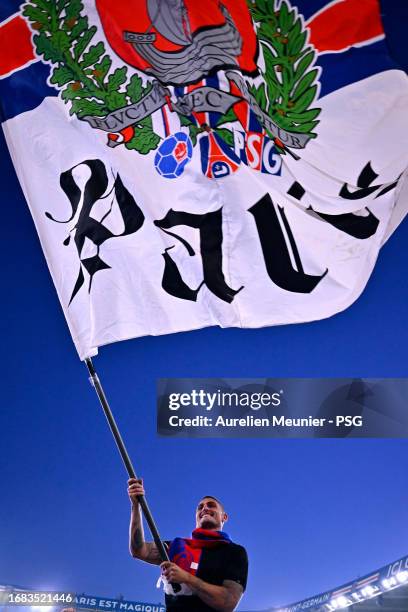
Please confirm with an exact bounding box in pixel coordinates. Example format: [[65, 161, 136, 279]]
[[307, 0, 384, 53], [161, 106, 171, 137], [228, 80, 249, 130], [0, 15, 35, 77]]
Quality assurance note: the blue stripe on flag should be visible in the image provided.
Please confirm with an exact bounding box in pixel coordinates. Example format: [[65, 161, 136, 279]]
[[174, 84, 198, 127], [380, 0, 408, 72], [248, 109, 262, 133], [205, 74, 221, 128], [0, 62, 57, 122], [0, 1, 23, 22], [316, 41, 400, 98]]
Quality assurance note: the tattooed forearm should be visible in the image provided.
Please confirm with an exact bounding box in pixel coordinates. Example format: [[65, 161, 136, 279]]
[[129, 506, 147, 554], [132, 525, 144, 549], [129, 505, 144, 550], [144, 543, 162, 564], [129, 505, 161, 565]]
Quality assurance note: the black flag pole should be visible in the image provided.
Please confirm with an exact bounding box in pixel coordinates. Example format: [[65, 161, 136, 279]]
[[84, 357, 172, 566]]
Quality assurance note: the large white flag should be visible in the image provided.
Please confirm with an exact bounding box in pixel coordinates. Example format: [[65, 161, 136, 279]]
[[1, 0, 407, 359]]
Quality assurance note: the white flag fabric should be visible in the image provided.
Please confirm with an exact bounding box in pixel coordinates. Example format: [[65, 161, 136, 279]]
[[1, 0, 407, 359]]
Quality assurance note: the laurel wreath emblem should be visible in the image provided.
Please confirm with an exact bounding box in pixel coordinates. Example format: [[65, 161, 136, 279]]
[[23, 0, 161, 154], [246, 0, 321, 152], [23, 0, 321, 156]]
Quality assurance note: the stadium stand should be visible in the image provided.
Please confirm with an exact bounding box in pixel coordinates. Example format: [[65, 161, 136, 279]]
[[1, 554, 407, 612], [258, 554, 408, 612]]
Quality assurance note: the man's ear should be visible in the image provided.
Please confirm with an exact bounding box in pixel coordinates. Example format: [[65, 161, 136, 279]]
[[223, 512, 228, 524]]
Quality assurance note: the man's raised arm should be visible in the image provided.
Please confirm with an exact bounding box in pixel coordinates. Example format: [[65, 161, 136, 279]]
[[128, 478, 162, 565]]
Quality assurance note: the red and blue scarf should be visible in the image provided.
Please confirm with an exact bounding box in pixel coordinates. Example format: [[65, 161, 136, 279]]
[[169, 529, 231, 576]]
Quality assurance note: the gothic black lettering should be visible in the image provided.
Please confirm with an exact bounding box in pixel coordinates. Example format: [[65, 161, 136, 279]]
[[287, 181, 306, 201], [50, 159, 144, 303], [154, 208, 242, 303], [309, 207, 379, 239], [249, 193, 327, 293], [340, 161, 399, 200], [161, 247, 204, 301]]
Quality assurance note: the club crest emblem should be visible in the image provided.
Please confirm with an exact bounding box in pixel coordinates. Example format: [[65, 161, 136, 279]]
[[95, 0, 258, 84], [23, 0, 322, 179]]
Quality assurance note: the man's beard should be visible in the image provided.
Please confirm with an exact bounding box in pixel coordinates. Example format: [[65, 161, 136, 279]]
[[200, 517, 218, 530]]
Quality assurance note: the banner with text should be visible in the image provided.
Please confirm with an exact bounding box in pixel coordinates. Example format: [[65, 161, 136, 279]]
[[157, 378, 408, 438]]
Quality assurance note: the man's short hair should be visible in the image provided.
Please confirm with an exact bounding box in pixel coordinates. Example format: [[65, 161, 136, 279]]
[[199, 495, 225, 512]]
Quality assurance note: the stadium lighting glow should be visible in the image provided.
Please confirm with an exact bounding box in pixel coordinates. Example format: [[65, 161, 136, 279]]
[[31, 606, 53, 612], [332, 595, 350, 608], [327, 595, 353, 610], [350, 591, 364, 603], [326, 582, 387, 611], [396, 571, 408, 583], [289, 556, 408, 612], [382, 577, 398, 589], [360, 585, 376, 597]]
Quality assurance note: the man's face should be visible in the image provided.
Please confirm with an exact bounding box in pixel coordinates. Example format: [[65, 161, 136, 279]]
[[196, 497, 228, 530]]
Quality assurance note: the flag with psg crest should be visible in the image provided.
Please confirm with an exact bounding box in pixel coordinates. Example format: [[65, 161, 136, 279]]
[[0, 0, 407, 359]]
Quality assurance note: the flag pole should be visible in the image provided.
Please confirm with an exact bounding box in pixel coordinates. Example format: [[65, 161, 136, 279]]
[[84, 357, 171, 564]]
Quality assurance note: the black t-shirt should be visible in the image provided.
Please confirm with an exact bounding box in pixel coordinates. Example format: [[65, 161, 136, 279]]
[[165, 542, 248, 611]]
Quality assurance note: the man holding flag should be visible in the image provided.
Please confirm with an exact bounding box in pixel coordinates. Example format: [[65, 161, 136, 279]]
[[128, 479, 248, 611]]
